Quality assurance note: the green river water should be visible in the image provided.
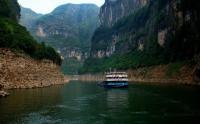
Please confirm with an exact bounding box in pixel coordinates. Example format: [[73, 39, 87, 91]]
[[0, 81, 200, 124]]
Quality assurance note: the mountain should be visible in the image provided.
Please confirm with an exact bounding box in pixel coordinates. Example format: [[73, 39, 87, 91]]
[[99, 0, 148, 26], [20, 4, 99, 74], [21, 4, 99, 58], [20, 7, 42, 30], [80, 0, 200, 73], [0, 0, 61, 65], [0, 0, 64, 89]]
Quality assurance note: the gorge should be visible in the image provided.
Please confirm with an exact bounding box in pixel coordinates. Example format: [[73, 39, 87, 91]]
[[79, 0, 200, 84], [19, 0, 200, 84], [1, 0, 200, 123], [20, 4, 99, 74]]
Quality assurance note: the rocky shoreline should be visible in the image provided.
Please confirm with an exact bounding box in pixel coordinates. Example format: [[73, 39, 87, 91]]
[[77, 62, 200, 86], [0, 48, 68, 91], [127, 63, 200, 85]]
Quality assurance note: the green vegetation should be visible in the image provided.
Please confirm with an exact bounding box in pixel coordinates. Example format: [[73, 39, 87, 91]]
[[20, 4, 99, 73], [81, 0, 200, 73], [0, 0, 20, 21], [21, 4, 99, 53], [166, 62, 185, 78], [20, 7, 42, 29], [80, 50, 167, 73], [0, 0, 61, 65], [0, 18, 62, 65]]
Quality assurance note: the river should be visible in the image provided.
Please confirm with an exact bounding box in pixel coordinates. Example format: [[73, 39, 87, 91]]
[[0, 81, 200, 124]]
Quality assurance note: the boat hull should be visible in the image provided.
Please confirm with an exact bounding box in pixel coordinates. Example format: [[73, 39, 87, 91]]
[[98, 81, 128, 88]]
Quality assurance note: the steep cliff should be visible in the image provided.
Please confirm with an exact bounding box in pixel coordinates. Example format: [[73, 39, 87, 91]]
[[20, 4, 99, 59], [81, 0, 200, 73], [20, 4, 99, 74], [100, 0, 149, 26]]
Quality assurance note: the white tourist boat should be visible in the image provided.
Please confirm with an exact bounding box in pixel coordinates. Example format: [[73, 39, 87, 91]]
[[99, 72, 128, 88]]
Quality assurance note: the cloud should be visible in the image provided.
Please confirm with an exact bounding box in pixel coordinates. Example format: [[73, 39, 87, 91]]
[[18, 0, 104, 14]]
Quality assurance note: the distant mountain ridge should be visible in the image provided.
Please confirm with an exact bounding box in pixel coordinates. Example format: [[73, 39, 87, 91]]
[[21, 4, 99, 59], [20, 4, 100, 74], [20, 7, 42, 30]]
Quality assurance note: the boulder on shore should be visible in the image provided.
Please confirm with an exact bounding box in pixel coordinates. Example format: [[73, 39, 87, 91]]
[[0, 90, 9, 97]]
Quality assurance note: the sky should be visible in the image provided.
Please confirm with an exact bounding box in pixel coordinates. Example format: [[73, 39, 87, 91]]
[[18, 0, 105, 14]]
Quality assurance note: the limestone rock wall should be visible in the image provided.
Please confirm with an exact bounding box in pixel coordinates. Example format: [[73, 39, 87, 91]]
[[99, 0, 149, 26], [0, 48, 65, 89]]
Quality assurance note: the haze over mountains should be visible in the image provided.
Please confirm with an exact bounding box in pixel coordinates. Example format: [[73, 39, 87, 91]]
[[20, 7, 43, 30], [20, 4, 99, 74], [20, 0, 200, 76]]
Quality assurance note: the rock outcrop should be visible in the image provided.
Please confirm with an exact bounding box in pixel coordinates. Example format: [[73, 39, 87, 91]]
[[0, 84, 9, 97], [20, 4, 100, 74], [0, 48, 65, 89], [81, 0, 200, 73], [100, 0, 149, 26], [0, 90, 9, 97], [20, 4, 99, 60]]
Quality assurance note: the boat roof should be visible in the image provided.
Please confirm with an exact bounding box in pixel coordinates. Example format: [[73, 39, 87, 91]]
[[105, 72, 127, 74]]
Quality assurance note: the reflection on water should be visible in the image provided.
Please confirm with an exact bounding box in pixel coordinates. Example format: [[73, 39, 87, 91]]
[[0, 85, 63, 124], [0, 82, 200, 124], [22, 112, 62, 124], [106, 89, 128, 109]]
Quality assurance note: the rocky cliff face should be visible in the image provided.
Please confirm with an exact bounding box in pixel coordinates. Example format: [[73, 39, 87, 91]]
[[92, 0, 151, 57], [91, 0, 200, 58], [20, 4, 100, 74], [61, 48, 88, 61], [81, 0, 200, 73], [0, 49, 65, 89], [99, 0, 149, 26], [20, 4, 99, 60]]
